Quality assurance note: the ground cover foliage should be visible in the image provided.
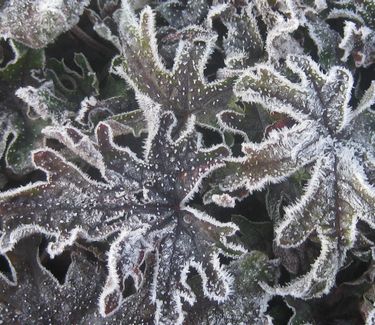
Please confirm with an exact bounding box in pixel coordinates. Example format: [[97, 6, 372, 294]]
[[0, 0, 374, 324]]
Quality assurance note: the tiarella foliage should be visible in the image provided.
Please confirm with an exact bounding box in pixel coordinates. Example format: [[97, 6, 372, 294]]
[[0, 0, 374, 324], [105, 4, 236, 130], [0, 236, 105, 324], [0, 111, 245, 324], [233, 54, 375, 298], [0, 38, 46, 173]]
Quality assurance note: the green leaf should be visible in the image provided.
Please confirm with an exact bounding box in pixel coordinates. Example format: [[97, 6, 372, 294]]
[[45, 53, 99, 102], [0, 39, 44, 81]]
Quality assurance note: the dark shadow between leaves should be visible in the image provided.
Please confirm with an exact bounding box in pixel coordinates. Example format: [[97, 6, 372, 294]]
[[39, 237, 72, 285], [114, 133, 147, 160], [0, 254, 14, 283], [267, 296, 293, 325], [196, 125, 223, 147], [204, 47, 225, 82], [0, 38, 15, 69]]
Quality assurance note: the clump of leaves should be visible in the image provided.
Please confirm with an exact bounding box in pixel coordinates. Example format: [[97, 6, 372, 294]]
[[0, 0, 374, 324]]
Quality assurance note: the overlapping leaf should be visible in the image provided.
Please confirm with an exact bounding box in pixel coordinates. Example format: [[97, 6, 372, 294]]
[[0, 38, 47, 174], [207, 1, 264, 69], [0, 236, 105, 324], [326, 0, 375, 67], [251, 0, 302, 63], [16, 52, 102, 127], [156, 0, 209, 29], [109, 4, 235, 130], [0, 111, 243, 324], [290, 1, 341, 69], [230, 55, 375, 298], [188, 251, 279, 325], [339, 21, 375, 68]]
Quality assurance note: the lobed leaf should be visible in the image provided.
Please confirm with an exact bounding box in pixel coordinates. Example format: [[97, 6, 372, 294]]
[[110, 4, 235, 130], [207, 2, 264, 69], [0, 236, 105, 324], [232, 54, 375, 298], [0, 111, 244, 323]]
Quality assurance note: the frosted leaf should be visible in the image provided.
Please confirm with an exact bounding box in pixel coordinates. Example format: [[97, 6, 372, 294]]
[[207, 3, 263, 69], [218, 121, 321, 194], [302, 10, 341, 69], [233, 55, 375, 298], [95, 112, 243, 324], [16, 52, 100, 124], [0, 105, 19, 169], [10, 51, 109, 173], [252, 0, 302, 63], [0, 236, 105, 324], [0, 147, 135, 256], [283, 1, 342, 68], [0, 38, 45, 81], [217, 103, 271, 143], [326, 0, 375, 67], [15, 81, 74, 124], [44, 53, 99, 101], [110, 5, 235, 130], [17, 52, 120, 129], [339, 21, 375, 68], [235, 55, 359, 130], [282, 259, 375, 324], [0, 111, 241, 323], [0, 38, 47, 174], [101, 208, 241, 324], [0, 0, 90, 48], [108, 109, 147, 137], [193, 251, 278, 325], [157, 0, 209, 29], [327, 0, 375, 29]]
